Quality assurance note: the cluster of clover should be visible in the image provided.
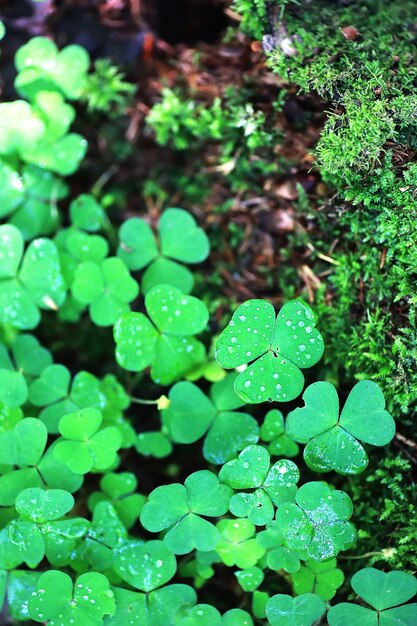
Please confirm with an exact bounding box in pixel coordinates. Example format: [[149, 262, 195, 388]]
[[0, 25, 416, 626]]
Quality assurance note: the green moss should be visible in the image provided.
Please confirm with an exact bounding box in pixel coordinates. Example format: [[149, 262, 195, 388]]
[[348, 456, 417, 571]]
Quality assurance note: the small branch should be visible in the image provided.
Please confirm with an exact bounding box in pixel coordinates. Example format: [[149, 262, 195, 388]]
[[395, 432, 417, 450]]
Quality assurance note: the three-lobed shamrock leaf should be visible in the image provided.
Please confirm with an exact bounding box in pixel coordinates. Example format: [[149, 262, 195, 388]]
[[28, 570, 115, 625], [260, 409, 299, 458], [328, 568, 417, 626], [0, 417, 83, 505], [292, 558, 344, 601], [215, 299, 324, 404], [286, 381, 395, 474], [70, 194, 106, 232], [71, 257, 139, 326], [0, 163, 68, 240], [140, 470, 232, 554], [8, 487, 89, 568], [117, 208, 210, 294], [0, 97, 86, 176], [88, 472, 146, 529], [265, 593, 326, 626], [219, 445, 299, 525], [114, 284, 208, 385], [70, 501, 127, 573], [54, 408, 122, 474], [107, 583, 197, 626], [161, 374, 259, 464], [276, 481, 356, 561], [15, 37, 90, 100], [114, 539, 177, 592], [215, 518, 265, 569], [0, 334, 51, 407], [0, 224, 66, 329]]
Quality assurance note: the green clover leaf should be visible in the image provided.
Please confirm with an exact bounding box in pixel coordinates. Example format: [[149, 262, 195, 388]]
[[0, 417, 48, 489], [215, 299, 324, 403], [72, 257, 139, 326], [6, 570, 41, 620], [286, 381, 395, 474], [30, 368, 129, 435], [276, 481, 356, 561], [117, 208, 210, 294], [161, 374, 259, 464], [0, 225, 66, 329], [8, 165, 68, 241], [260, 410, 299, 458], [21, 132, 87, 177], [8, 487, 75, 567], [135, 431, 173, 459], [88, 472, 146, 529], [15, 37, 90, 100], [235, 566, 264, 592], [328, 568, 417, 626], [177, 603, 222, 626], [219, 445, 299, 525], [114, 284, 208, 385], [107, 584, 197, 626], [0, 418, 83, 505], [28, 570, 115, 625], [0, 101, 45, 157], [216, 518, 265, 569], [0, 334, 51, 407], [140, 470, 232, 554], [113, 540, 177, 592], [265, 593, 326, 626], [70, 194, 106, 232], [292, 558, 344, 601], [267, 547, 301, 575], [15, 487, 74, 523], [0, 162, 26, 219], [253, 590, 270, 619], [256, 520, 304, 576], [223, 609, 254, 626], [70, 501, 127, 573], [54, 408, 122, 474]]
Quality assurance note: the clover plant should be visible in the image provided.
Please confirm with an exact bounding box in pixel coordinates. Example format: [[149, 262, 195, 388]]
[[114, 284, 208, 384], [215, 299, 324, 403], [88, 472, 146, 529], [117, 208, 210, 293], [291, 558, 344, 601], [54, 408, 122, 474], [0, 24, 414, 626], [0, 334, 51, 407], [327, 568, 417, 625], [265, 593, 326, 626], [140, 471, 232, 554], [0, 225, 66, 329], [71, 257, 139, 327], [219, 445, 299, 525], [161, 373, 259, 463], [286, 381, 395, 474]]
